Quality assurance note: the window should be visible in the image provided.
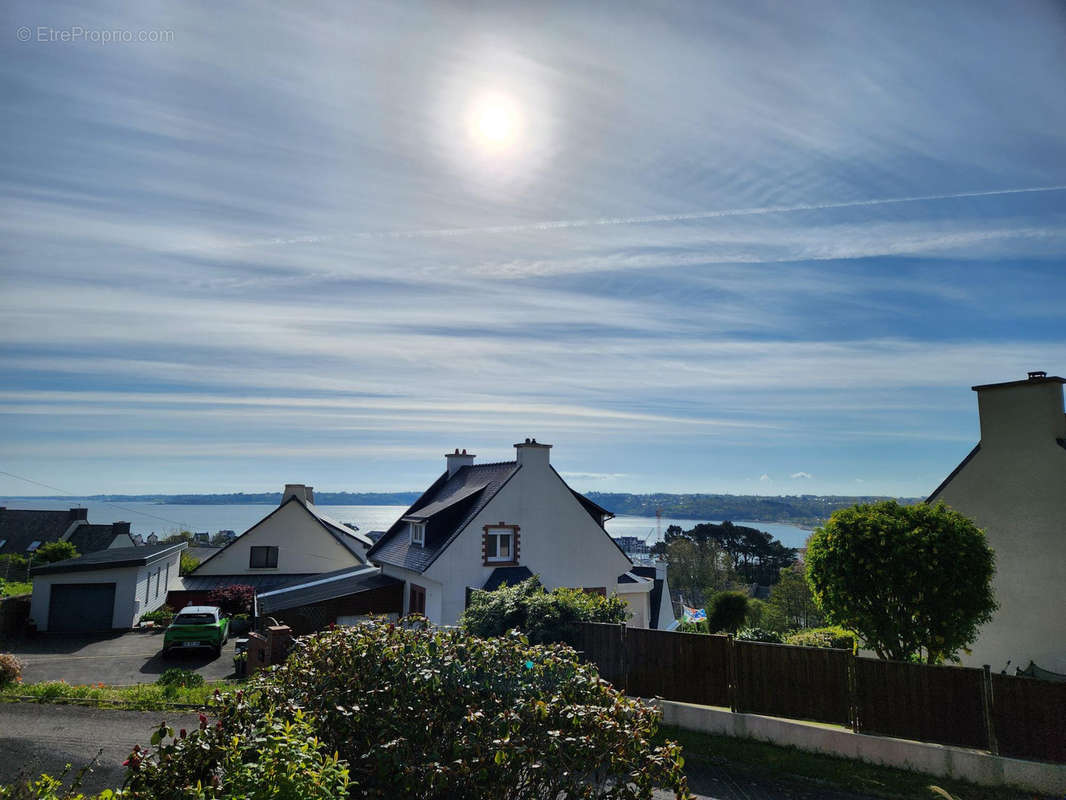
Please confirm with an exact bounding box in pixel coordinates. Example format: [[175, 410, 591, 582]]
[[154, 567, 161, 598], [410, 522, 425, 547], [26, 540, 41, 552], [482, 524, 520, 565], [409, 583, 426, 616], [165, 562, 170, 588], [0, 539, 6, 549], [249, 546, 279, 568]]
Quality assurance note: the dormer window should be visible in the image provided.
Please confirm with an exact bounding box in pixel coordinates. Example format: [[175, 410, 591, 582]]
[[411, 522, 425, 547]]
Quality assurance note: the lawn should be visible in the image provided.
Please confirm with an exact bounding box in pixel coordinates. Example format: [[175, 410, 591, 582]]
[[1, 679, 230, 710], [661, 725, 1054, 800], [0, 580, 32, 598]]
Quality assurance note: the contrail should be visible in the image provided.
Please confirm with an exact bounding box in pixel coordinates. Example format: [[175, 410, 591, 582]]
[[241, 184, 1066, 248]]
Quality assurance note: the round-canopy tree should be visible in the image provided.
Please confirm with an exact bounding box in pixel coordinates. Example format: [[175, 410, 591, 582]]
[[805, 501, 996, 664]]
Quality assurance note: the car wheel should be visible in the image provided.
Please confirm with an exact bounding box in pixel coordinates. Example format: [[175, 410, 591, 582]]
[[213, 644, 222, 658]]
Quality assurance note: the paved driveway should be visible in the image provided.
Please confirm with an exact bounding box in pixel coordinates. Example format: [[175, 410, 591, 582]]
[[0, 704, 882, 799], [6, 630, 238, 685]]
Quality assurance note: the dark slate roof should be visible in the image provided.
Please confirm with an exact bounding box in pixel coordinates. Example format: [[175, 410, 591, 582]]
[[632, 566, 665, 630], [368, 461, 521, 573], [179, 573, 316, 592], [618, 571, 652, 584], [66, 523, 131, 554], [482, 566, 534, 591], [30, 543, 187, 576], [0, 508, 82, 556], [193, 496, 372, 573], [256, 566, 402, 614]]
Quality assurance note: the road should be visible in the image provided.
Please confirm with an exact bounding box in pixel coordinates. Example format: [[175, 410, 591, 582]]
[[0, 703, 882, 799]]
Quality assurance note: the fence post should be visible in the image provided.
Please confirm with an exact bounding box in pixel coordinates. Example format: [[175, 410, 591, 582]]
[[981, 664, 998, 755], [726, 634, 739, 713], [847, 651, 859, 733]]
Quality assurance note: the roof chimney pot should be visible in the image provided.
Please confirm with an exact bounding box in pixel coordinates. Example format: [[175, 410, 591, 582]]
[[445, 448, 476, 476], [1028, 370, 1047, 380]]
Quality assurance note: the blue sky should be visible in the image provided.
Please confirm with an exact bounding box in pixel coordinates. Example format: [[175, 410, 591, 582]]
[[2, 0, 1064, 497]]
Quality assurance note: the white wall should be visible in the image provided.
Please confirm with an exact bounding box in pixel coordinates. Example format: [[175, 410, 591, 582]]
[[195, 500, 363, 575], [30, 551, 182, 631], [378, 564, 443, 620], [932, 380, 1066, 673], [424, 458, 632, 625], [618, 586, 650, 628]]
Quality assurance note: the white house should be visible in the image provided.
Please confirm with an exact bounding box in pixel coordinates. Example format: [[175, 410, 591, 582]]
[[30, 542, 186, 632], [187, 484, 372, 594], [367, 440, 674, 628], [927, 370, 1066, 674]]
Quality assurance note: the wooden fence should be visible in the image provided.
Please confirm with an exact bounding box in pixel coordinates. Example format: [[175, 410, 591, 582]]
[[572, 622, 1066, 764]]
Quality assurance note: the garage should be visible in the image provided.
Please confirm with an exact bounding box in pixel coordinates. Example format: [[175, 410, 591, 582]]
[[47, 583, 116, 632], [30, 542, 186, 633]]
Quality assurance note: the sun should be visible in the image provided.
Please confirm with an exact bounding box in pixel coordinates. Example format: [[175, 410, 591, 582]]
[[468, 93, 521, 151]]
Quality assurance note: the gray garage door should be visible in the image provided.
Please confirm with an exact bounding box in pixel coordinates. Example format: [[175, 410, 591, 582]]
[[47, 583, 116, 632]]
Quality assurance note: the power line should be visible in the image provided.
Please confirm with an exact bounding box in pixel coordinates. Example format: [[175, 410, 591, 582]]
[[0, 469, 191, 529]]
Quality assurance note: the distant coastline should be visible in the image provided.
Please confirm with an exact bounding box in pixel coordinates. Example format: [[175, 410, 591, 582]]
[[1, 491, 921, 526]]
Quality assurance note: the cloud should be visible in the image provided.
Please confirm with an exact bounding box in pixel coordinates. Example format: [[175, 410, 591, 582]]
[[790, 472, 814, 480], [759, 474, 772, 482]]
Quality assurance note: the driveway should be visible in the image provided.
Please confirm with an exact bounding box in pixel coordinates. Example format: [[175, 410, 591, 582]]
[[0, 704, 884, 800], [6, 630, 238, 685]]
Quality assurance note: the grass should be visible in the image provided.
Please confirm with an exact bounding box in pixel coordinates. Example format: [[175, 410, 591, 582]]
[[0, 679, 234, 710], [660, 725, 1053, 800], [0, 580, 32, 597]]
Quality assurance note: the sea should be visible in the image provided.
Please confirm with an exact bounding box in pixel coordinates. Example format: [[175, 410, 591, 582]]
[[0, 500, 812, 550]]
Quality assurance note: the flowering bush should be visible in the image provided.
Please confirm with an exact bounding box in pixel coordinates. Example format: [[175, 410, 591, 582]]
[[264, 618, 688, 799], [205, 585, 254, 617], [0, 653, 22, 687], [123, 692, 348, 800]]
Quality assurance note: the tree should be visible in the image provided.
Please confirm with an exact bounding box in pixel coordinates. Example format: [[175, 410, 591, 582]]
[[707, 590, 748, 634], [31, 540, 79, 564], [179, 552, 200, 576], [767, 565, 824, 630], [805, 501, 996, 664]]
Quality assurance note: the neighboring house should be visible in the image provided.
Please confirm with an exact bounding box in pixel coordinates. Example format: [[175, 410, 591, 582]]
[[255, 564, 403, 634], [0, 507, 136, 558], [174, 484, 374, 607], [30, 542, 186, 632], [927, 370, 1066, 674], [367, 441, 674, 628]]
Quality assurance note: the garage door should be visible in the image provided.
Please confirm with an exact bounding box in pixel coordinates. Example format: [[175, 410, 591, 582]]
[[47, 583, 116, 632]]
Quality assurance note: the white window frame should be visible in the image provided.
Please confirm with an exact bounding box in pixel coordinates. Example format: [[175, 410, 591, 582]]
[[410, 522, 425, 547], [484, 528, 514, 563]]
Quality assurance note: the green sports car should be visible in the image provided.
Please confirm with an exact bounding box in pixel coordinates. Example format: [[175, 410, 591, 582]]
[[162, 605, 230, 657]]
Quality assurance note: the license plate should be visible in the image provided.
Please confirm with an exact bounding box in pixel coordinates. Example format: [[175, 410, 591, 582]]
[[182, 641, 201, 647]]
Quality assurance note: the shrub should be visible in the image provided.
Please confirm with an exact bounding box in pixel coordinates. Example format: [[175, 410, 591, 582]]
[[735, 627, 783, 643], [124, 693, 348, 800], [31, 541, 79, 565], [139, 607, 174, 626], [178, 553, 200, 577], [206, 585, 254, 617], [261, 620, 688, 799], [785, 626, 857, 650], [0, 580, 32, 598], [675, 618, 709, 634], [707, 591, 748, 634], [460, 575, 628, 645], [157, 668, 205, 688], [0, 653, 23, 687]]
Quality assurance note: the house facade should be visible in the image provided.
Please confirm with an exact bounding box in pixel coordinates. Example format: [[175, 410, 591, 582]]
[[368, 440, 671, 628], [175, 484, 374, 609], [927, 370, 1066, 674]]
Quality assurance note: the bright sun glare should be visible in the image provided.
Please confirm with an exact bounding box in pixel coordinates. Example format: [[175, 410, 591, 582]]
[[469, 93, 521, 151]]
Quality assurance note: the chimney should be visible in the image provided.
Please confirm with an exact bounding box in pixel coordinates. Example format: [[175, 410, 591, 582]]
[[282, 484, 313, 504], [445, 448, 475, 476], [972, 370, 1066, 450], [69, 508, 88, 521], [515, 438, 552, 469], [112, 521, 131, 536]]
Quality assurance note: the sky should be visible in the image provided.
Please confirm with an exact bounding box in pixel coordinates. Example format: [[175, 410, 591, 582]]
[[1, 0, 1065, 498]]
